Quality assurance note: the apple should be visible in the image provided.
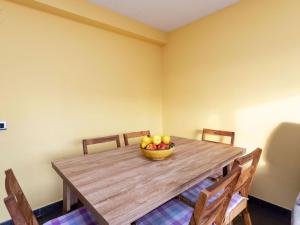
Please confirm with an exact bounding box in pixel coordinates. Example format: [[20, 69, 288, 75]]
[[156, 144, 162, 150], [157, 143, 169, 150], [146, 144, 157, 150], [152, 135, 162, 145], [162, 135, 171, 144]]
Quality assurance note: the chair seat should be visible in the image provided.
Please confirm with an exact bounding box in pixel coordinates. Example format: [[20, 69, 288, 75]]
[[43, 207, 98, 225], [180, 178, 214, 204], [226, 194, 246, 215], [136, 199, 193, 225], [180, 178, 246, 215]]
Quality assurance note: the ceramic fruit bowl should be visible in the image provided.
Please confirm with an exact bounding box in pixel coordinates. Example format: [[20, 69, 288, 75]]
[[141, 147, 174, 160]]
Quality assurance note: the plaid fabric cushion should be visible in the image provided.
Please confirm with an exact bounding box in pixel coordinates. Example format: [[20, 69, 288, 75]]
[[227, 194, 245, 215], [180, 178, 214, 204], [136, 199, 193, 225], [43, 207, 98, 225], [180, 179, 246, 215]]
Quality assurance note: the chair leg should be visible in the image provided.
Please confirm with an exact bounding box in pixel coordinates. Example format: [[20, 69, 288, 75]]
[[242, 207, 252, 225]]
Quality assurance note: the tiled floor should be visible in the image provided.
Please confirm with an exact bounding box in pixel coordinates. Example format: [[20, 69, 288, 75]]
[[38, 198, 291, 225]]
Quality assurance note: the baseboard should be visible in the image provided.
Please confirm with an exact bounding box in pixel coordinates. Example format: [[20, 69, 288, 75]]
[[0, 201, 63, 225], [249, 195, 291, 216]]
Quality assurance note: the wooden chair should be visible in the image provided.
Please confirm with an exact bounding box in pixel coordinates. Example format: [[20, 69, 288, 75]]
[[4, 169, 39, 225], [178, 149, 262, 225], [123, 130, 150, 146], [202, 128, 235, 180], [202, 128, 235, 145], [224, 148, 262, 225], [4, 169, 98, 225], [190, 167, 242, 225], [82, 135, 121, 155], [135, 167, 241, 225]]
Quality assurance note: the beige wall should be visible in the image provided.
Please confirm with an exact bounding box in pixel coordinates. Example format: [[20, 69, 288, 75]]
[[163, 0, 300, 209], [0, 1, 163, 221], [1, 0, 300, 222]]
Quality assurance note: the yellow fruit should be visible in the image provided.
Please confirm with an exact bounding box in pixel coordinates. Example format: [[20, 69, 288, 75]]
[[162, 135, 171, 144], [141, 142, 148, 149], [141, 136, 152, 145], [152, 135, 162, 145]]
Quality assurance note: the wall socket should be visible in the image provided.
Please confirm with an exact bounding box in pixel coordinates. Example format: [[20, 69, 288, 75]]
[[0, 121, 7, 130]]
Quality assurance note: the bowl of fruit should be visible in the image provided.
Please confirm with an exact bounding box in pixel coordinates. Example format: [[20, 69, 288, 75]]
[[140, 135, 175, 160]]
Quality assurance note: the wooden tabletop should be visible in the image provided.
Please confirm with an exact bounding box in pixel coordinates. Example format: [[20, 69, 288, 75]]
[[52, 136, 245, 225]]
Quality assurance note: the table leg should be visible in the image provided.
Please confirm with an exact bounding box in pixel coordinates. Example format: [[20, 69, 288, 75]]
[[223, 165, 229, 177], [63, 181, 78, 213]]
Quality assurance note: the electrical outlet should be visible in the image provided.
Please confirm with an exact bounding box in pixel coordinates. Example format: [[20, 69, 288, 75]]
[[0, 121, 7, 130]]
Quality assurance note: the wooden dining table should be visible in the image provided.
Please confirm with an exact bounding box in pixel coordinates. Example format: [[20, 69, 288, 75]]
[[52, 136, 245, 225]]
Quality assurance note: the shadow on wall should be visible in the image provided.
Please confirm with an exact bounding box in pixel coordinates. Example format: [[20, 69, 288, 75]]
[[253, 122, 300, 209], [194, 129, 203, 139]]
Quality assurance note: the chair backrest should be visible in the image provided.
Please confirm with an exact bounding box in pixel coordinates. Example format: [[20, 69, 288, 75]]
[[202, 128, 235, 145], [232, 148, 262, 197], [190, 168, 241, 225], [123, 130, 151, 146], [82, 134, 121, 155], [4, 169, 39, 225]]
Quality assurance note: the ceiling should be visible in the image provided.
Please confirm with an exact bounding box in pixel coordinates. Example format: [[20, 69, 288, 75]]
[[89, 0, 239, 32]]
